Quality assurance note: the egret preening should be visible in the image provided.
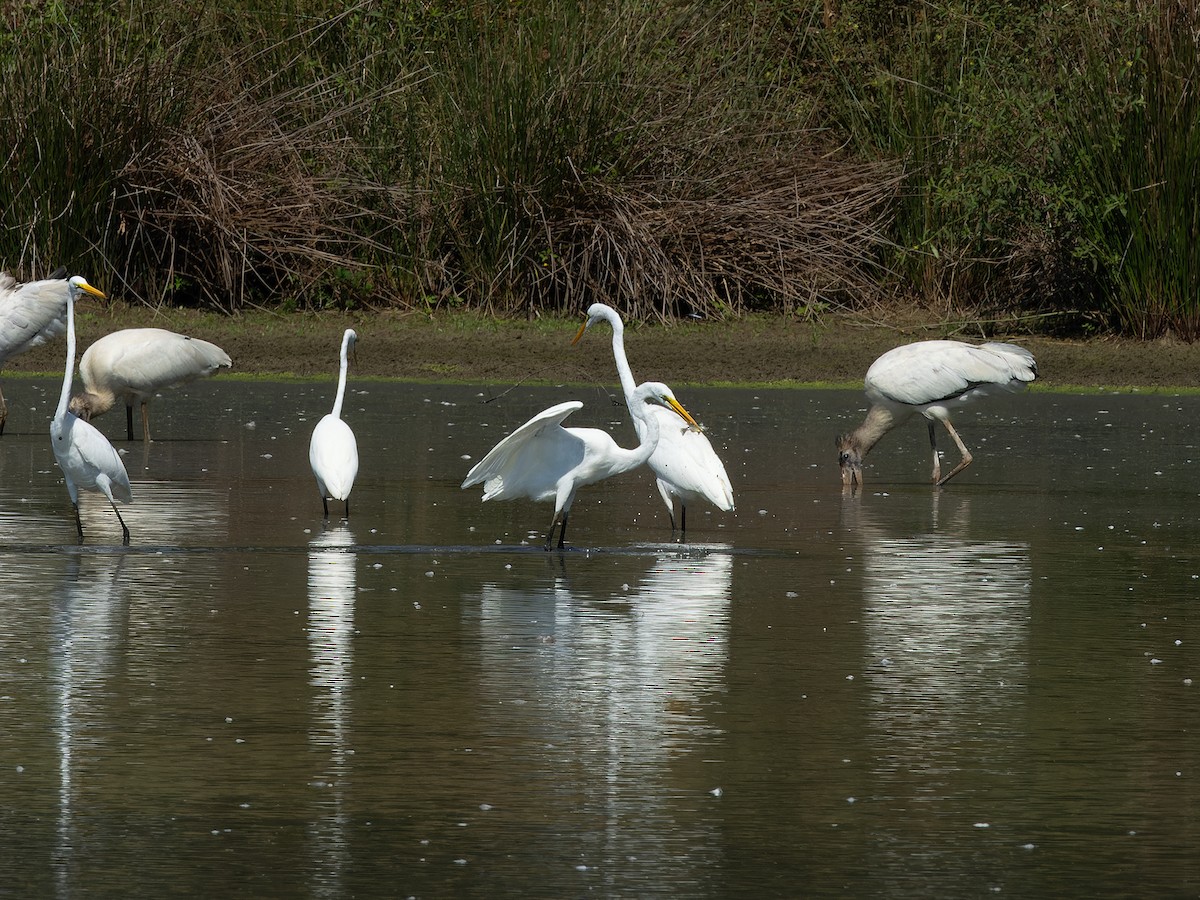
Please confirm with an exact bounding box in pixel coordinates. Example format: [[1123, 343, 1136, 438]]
[[0, 265, 70, 435], [837, 340, 1038, 488], [68, 327, 232, 442], [50, 277, 133, 544], [572, 303, 734, 534], [461, 382, 700, 550], [309, 329, 359, 518]]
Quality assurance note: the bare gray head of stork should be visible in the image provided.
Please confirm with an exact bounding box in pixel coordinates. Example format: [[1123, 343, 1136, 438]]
[[836, 433, 864, 488]]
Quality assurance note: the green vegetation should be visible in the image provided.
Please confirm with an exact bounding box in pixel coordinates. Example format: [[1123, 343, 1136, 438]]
[[1, 1, 1197, 338]]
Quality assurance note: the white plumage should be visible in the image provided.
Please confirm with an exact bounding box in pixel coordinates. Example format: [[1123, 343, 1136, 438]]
[[837, 339, 1037, 487], [572, 303, 734, 534], [69, 327, 232, 442], [462, 381, 700, 550], [50, 277, 133, 544], [0, 266, 70, 434], [309, 328, 359, 518]]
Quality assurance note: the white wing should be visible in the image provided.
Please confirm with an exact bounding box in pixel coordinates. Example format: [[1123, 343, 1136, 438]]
[[51, 415, 133, 503], [866, 340, 1037, 407], [462, 401, 586, 502], [79, 328, 232, 395], [309, 414, 359, 500], [0, 276, 70, 363], [647, 405, 734, 510]]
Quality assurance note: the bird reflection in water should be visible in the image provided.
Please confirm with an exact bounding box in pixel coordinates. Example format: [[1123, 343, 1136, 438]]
[[845, 491, 1031, 819], [473, 548, 732, 877], [53, 553, 125, 894], [306, 524, 357, 897]]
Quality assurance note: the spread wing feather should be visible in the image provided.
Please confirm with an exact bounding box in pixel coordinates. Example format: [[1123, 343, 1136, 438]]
[[461, 401, 585, 502]]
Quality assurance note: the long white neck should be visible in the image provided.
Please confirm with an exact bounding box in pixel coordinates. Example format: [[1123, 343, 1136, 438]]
[[330, 333, 351, 419], [609, 399, 662, 474], [55, 290, 76, 420], [606, 316, 638, 400]]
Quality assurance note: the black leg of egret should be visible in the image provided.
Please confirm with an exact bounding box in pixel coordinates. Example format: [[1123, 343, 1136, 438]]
[[111, 502, 130, 545], [557, 512, 569, 549], [343, 499, 350, 519], [73, 504, 85, 541], [126, 405, 135, 442], [681, 504, 687, 537], [321, 496, 330, 518]]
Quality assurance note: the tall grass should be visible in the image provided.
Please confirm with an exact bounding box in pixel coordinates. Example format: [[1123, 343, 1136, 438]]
[[817, 3, 1069, 315], [0, 4, 188, 278], [1062, 3, 1200, 338], [0, 0, 896, 318], [7, 0, 1195, 335]]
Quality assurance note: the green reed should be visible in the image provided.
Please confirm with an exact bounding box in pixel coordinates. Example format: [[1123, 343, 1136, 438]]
[[1062, 6, 1200, 338]]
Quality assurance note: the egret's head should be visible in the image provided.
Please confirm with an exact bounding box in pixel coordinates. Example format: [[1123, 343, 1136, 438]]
[[67, 275, 106, 301], [572, 303, 620, 345], [638, 381, 700, 431], [836, 433, 863, 487]]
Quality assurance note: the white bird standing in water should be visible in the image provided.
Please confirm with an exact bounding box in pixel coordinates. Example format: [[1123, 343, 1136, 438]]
[[837, 339, 1037, 487], [69, 327, 232, 442], [309, 329, 359, 518], [0, 266, 69, 435], [462, 381, 700, 550], [572, 303, 734, 534], [50, 277, 133, 544]]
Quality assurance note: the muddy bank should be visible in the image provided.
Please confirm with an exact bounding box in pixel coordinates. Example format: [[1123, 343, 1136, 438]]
[[9, 305, 1200, 390]]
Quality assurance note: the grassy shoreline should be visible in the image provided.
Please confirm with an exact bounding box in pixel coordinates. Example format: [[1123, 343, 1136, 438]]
[[9, 306, 1200, 391]]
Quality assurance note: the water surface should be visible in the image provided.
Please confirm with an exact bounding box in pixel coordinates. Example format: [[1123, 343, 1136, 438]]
[[0, 379, 1197, 897]]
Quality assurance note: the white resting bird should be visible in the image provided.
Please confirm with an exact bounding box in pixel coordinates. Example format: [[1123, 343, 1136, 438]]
[[69, 327, 232, 442], [462, 381, 700, 550], [0, 265, 69, 435], [572, 303, 734, 534], [837, 339, 1038, 487], [50, 276, 133, 544], [309, 328, 359, 518]]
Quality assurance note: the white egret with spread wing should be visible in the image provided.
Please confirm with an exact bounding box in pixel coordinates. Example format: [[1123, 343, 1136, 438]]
[[572, 303, 734, 534], [461, 381, 700, 549], [0, 265, 69, 435], [837, 339, 1037, 487], [69, 327, 232, 441], [50, 277, 133, 544], [309, 328, 359, 518]]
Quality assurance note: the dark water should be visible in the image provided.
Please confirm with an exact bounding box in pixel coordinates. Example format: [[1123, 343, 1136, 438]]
[[0, 378, 1197, 897]]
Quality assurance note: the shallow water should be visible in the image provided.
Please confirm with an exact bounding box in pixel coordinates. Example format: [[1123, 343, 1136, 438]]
[[0, 378, 1197, 897]]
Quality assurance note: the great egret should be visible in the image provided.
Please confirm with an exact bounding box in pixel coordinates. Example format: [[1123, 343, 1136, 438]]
[[69, 327, 232, 442], [837, 339, 1038, 487], [309, 329, 359, 518], [461, 381, 700, 550], [50, 277, 133, 544], [572, 303, 734, 534], [0, 265, 69, 435]]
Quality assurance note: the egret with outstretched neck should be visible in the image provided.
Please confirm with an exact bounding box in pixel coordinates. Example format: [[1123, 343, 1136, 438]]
[[49, 277, 133, 544], [572, 303, 733, 534], [462, 382, 699, 550], [837, 339, 1037, 487], [309, 329, 359, 518]]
